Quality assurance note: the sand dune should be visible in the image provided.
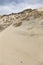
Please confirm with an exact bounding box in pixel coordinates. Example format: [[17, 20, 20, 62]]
[[0, 8, 43, 65], [0, 25, 43, 65]]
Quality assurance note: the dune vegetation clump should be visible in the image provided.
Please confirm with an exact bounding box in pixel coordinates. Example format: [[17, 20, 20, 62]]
[[0, 25, 5, 31], [13, 22, 22, 27]]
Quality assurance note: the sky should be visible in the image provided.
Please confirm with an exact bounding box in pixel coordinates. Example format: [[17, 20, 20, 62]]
[[0, 0, 43, 14]]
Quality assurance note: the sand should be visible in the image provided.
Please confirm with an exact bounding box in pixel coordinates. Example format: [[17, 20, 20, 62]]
[[0, 25, 43, 65]]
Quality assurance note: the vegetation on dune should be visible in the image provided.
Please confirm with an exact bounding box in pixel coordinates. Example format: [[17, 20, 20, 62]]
[[0, 8, 43, 31], [13, 22, 22, 27]]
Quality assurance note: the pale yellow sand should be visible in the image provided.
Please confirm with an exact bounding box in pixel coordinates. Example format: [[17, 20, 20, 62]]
[[0, 25, 43, 65]]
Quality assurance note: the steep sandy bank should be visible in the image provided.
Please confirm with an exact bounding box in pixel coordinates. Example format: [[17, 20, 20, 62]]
[[0, 25, 43, 65]]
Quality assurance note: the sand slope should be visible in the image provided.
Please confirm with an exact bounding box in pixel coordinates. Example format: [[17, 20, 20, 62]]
[[0, 25, 43, 65]]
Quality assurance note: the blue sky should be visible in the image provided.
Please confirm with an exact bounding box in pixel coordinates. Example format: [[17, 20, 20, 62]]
[[0, 0, 43, 14]]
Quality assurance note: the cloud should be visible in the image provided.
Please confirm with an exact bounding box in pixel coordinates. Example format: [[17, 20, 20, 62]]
[[0, 0, 43, 14], [0, 0, 43, 5]]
